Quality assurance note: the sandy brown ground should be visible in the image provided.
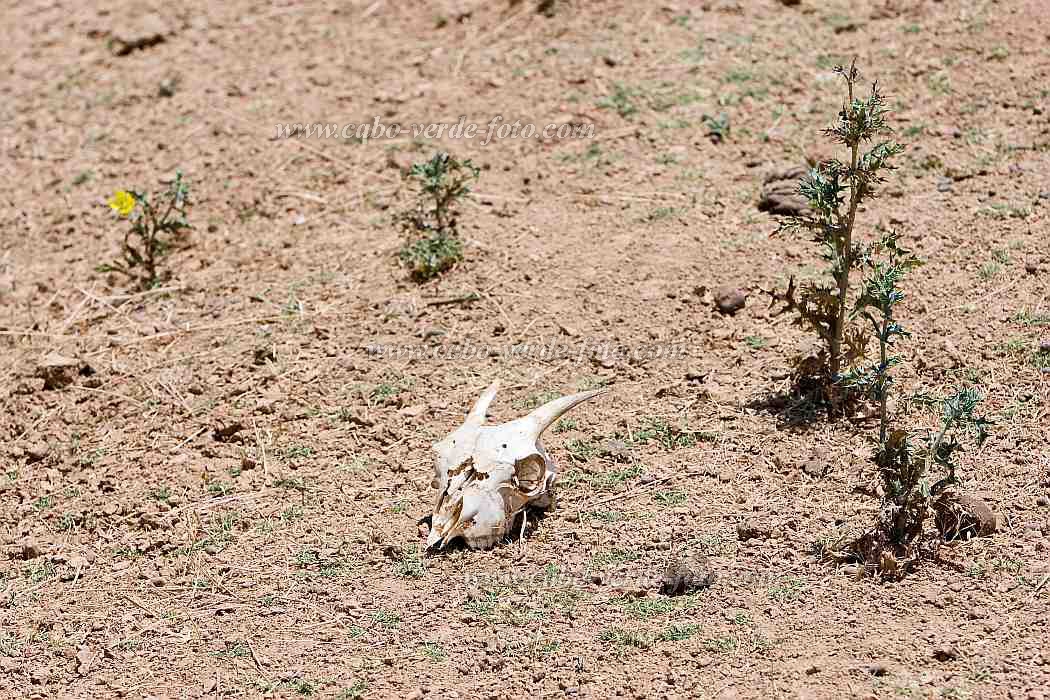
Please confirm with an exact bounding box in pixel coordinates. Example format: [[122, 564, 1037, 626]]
[[2, 0, 1049, 698]]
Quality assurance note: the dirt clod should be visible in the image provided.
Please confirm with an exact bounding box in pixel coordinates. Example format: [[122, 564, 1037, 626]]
[[801, 458, 827, 478], [714, 286, 747, 315], [932, 489, 997, 541], [736, 521, 771, 541], [660, 554, 715, 595], [758, 166, 808, 216]]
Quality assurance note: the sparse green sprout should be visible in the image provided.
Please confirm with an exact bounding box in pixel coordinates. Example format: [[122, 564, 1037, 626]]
[[394, 544, 425, 579], [419, 642, 446, 661], [101, 171, 191, 289], [598, 627, 652, 649], [658, 623, 700, 642], [597, 83, 639, 118], [397, 152, 479, 282], [769, 60, 904, 405], [702, 113, 731, 143]]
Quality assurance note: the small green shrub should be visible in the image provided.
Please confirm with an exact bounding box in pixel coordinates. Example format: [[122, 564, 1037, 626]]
[[397, 152, 478, 282]]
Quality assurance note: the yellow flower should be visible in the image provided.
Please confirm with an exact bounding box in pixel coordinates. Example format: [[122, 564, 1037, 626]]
[[108, 190, 135, 217]]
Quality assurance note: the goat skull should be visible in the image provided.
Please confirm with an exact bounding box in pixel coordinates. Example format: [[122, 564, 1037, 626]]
[[427, 380, 602, 550]]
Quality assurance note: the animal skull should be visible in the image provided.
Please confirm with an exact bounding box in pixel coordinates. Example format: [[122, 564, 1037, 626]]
[[427, 380, 602, 550]]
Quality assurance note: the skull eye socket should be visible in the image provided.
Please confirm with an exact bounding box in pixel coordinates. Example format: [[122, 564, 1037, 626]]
[[514, 454, 547, 492]]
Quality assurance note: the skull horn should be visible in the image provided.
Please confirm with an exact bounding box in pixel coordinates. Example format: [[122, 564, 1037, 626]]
[[526, 389, 604, 437], [465, 379, 501, 426]]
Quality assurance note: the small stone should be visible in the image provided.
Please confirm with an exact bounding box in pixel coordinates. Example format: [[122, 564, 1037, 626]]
[[933, 645, 959, 661], [867, 663, 890, 677], [932, 489, 997, 540], [1025, 259, 1040, 275], [801, 459, 827, 478], [736, 521, 771, 541], [20, 539, 44, 560], [25, 441, 50, 463], [714, 286, 747, 315], [1036, 496, 1049, 507], [1039, 339, 1050, 354], [150, 576, 166, 587]]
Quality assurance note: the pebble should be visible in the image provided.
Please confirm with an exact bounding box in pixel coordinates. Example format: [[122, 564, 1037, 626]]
[[736, 521, 771, 541], [714, 286, 747, 315], [20, 539, 43, 560], [25, 441, 50, 463], [933, 645, 959, 661], [802, 459, 827, 478]]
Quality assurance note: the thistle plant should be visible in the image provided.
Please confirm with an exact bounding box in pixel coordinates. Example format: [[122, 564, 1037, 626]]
[[837, 235, 990, 572], [102, 171, 191, 289], [770, 60, 904, 401], [397, 152, 479, 282], [839, 231, 922, 446]]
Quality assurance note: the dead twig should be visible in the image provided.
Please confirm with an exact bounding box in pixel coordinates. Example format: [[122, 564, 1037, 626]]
[[426, 292, 480, 307]]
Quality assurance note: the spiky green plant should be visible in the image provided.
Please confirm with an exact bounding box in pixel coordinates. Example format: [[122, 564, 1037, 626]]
[[839, 231, 922, 446], [829, 231, 990, 574], [770, 60, 904, 401], [397, 152, 479, 282]]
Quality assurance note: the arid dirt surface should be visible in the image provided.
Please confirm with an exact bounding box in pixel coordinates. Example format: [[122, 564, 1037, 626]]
[[2, 1, 1049, 698]]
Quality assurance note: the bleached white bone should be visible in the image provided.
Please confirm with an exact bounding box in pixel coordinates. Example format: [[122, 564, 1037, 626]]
[[427, 381, 602, 550]]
